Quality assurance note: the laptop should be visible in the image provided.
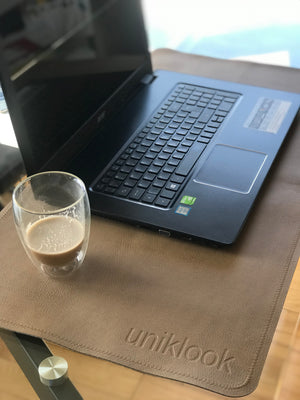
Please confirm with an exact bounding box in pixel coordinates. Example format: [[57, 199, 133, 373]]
[[0, 0, 299, 244]]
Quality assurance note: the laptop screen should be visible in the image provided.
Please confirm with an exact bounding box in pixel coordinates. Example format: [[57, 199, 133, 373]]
[[0, 0, 150, 174]]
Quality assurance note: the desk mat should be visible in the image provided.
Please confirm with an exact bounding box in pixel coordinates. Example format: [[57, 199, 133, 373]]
[[0, 52, 299, 397]]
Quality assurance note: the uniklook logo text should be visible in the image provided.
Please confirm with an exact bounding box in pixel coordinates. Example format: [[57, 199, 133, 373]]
[[125, 328, 235, 375]]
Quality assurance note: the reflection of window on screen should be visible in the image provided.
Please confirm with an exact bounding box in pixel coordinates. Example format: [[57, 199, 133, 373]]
[[0, 0, 93, 75], [23, 0, 92, 46], [142, 0, 300, 68]]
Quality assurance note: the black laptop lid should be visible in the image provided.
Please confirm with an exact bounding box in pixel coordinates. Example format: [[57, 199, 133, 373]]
[[0, 0, 151, 174]]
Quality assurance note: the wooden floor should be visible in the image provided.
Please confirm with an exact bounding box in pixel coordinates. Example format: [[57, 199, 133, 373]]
[[0, 189, 300, 399]]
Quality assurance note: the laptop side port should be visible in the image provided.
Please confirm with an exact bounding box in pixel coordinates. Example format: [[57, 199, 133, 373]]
[[158, 229, 171, 237]]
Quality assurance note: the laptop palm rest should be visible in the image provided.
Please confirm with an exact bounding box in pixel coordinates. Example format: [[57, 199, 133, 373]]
[[194, 144, 267, 194]]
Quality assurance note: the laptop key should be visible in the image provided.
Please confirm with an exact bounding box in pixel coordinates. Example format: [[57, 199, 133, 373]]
[[140, 157, 152, 166], [124, 178, 136, 187], [168, 158, 180, 167], [94, 183, 106, 192], [153, 178, 165, 188], [198, 108, 214, 123], [190, 110, 202, 118], [157, 171, 171, 181], [181, 122, 193, 130], [165, 126, 176, 133], [201, 132, 213, 139], [207, 122, 220, 128], [160, 189, 176, 199], [181, 105, 198, 113], [109, 180, 121, 188], [148, 165, 161, 174], [129, 171, 143, 180], [129, 188, 145, 200], [115, 172, 127, 181], [181, 139, 194, 147], [141, 139, 153, 147], [155, 197, 170, 207], [175, 142, 207, 176], [138, 131, 147, 139], [203, 126, 217, 133], [189, 128, 201, 136], [168, 102, 181, 112], [170, 174, 185, 184], [215, 110, 227, 117], [224, 97, 236, 103], [116, 186, 131, 197], [147, 133, 157, 141], [177, 145, 189, 153], [106, 170, 115, 178], [101, 177, 110, 184], [120, 165, 132, 173], [134, 164, 147, 173], [143, 172, 156, 181], [150, 144, 163, 153], [150, 127, 161, 135], [153, 158, 166, 167], [197, 137, 210, 144], [136, 145, 148, 153], [148, 186, 161, 195], [198, 101, 208, 108], [167, 140, 179, 148], [131, 151, 143, 160], [219, 101, 233, 112], [111, 164, 120, 171], [145, 151, 156, 160], [194, 122, 206, 129], [207, 103, 218, 110], [166, 182, 180, 191], [163, 165, 176, 174], [125, 158, 138, 167], [172, 152, 185, 160], [172, 134, 183, 142], [142, 193, 156, 204], [163, 146, 175, 154], [120, 153, 129, 161], [138, 180, 151, 189], [158, 153, 171, 161], [155, 138, 167, 146], [104, 187, 116, 194]]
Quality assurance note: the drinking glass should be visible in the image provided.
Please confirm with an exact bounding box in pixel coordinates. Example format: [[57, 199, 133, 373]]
[[12, 171, 90, 278]]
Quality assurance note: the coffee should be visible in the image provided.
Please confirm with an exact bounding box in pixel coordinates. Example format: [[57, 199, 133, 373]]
[[26, 216, 84, 267]]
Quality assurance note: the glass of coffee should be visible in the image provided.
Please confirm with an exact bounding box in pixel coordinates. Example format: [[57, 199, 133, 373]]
[[12, 171, 90, 278]]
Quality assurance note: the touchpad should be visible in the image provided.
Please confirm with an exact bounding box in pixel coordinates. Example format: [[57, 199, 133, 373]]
[[194, 144, 267, 193]]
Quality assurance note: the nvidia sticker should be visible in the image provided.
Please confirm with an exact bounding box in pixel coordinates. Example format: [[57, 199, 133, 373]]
[[180, 195, 196, 205]]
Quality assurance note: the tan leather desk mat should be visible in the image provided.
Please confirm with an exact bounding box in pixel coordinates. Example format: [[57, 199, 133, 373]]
[[0, 50, 299, 397]]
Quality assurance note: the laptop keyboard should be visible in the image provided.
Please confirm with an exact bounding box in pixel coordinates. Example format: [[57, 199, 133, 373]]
[[92, 83, 240, 208]]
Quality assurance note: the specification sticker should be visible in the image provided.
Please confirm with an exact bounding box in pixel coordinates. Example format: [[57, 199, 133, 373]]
[[244, 97, 291, 134]]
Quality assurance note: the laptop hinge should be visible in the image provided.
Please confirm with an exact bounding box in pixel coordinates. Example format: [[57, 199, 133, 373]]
[[140, 73, 156, 85]]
